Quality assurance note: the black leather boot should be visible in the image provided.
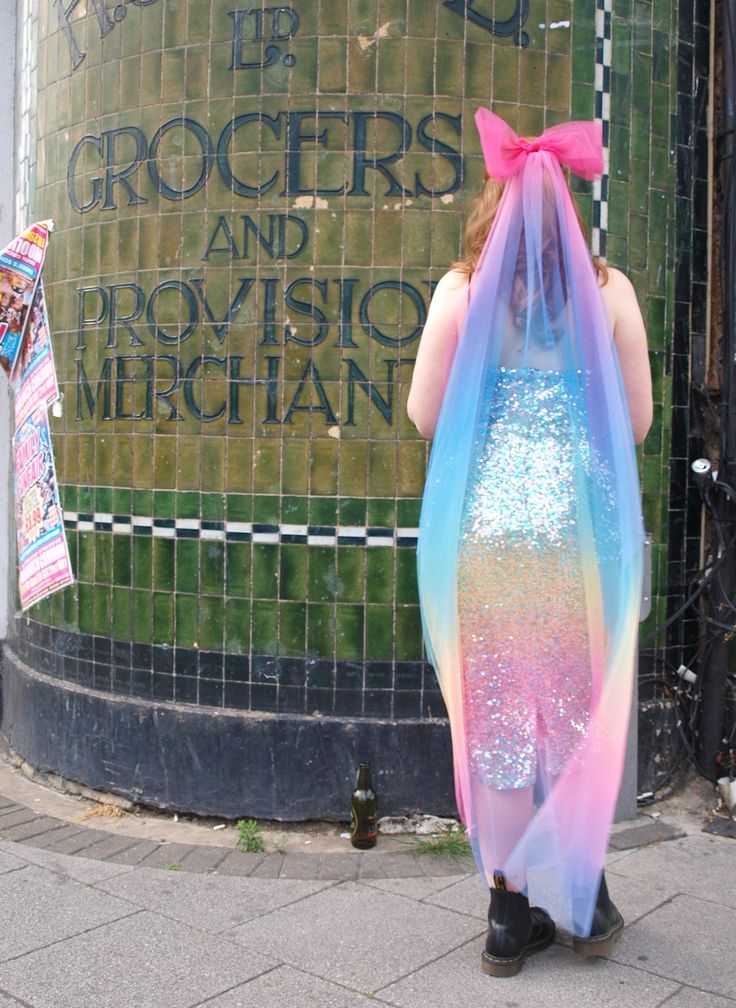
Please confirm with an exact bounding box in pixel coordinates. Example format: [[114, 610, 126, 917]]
[[572, 872, 624, 957], [481, 876, 555, 978]]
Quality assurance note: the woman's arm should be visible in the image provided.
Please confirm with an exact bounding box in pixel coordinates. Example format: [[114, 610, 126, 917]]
[[600, 267, 653, 445], [407, 269, 469, 438]]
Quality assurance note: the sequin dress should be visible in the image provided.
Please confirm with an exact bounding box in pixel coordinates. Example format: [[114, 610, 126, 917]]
[[457, 367, 596, 791]]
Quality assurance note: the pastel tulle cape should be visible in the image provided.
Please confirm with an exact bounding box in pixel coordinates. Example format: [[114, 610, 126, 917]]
[[416, 149, 643, 935]]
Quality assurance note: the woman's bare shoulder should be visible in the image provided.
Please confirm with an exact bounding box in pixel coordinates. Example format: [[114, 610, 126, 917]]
[[598, 264, 641, 318], [599, 264, 637, 297], [435, 267, 470, 293], [427, 268, 470, 313]]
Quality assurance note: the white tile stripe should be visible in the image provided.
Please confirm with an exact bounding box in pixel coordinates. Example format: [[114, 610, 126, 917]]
[[63, 511, 420, 546], [592, 0, 612, 259], [251, 531, 280, 544], [280, 523, 308, 536]]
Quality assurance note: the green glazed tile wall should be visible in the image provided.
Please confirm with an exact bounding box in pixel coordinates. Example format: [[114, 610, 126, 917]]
[[18, 1, 679, 701]]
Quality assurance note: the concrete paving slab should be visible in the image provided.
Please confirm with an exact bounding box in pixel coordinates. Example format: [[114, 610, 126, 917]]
[[0, 840, 132, 885], [612, 894, 736, 999], [609, 821, 685, 851], [214, 851, 267, 877], [315, 854, 363, 881], [0, 815, 76, 843], [0, 762, 108, 824], [279, 852, 323, 878], [356, 856, 387, 879], [227, 879, 484, 992], [0, 909, 275, 1008], [408, 854, 473, 877], [69, 833, 144, 861], [364, 853, 428, 878], [0, 762, 357, 854], [422, 874, 488, 920], [193, 964, 379, 1007], [609, 815, 643, 835], [0, 992, 30, 1007], [249, 854, 284, 878], [657, 987, 736, 1007], [38, 827, 113, 856], [0, 864, 138, 962], [103, 839, 163, 865], [0, 808, 40, 831], [93, 865, 334, 933], [419, 868, 683, 937], [16, 823, 88, 850], [0, 761, 231, 848], [357, 875, 467, 901], [601, 871, 681, 927], [702, 816, 736, 839], [0, 846, 30, 876], [377, 937, 680, 1007], [0, 804, 26, 816], [178, 845, 231, 873], [608, 834, 736, 909], [135, 842, 201, 869], [605, 847, 638, 867]]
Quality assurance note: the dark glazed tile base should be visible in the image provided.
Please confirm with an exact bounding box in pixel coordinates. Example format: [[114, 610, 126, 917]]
[[1, 648, 455, 822], [11, 621, 441, 721]]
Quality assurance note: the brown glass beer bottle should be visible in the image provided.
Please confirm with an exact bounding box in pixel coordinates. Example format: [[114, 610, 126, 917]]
[[350, 762, 377, 849]]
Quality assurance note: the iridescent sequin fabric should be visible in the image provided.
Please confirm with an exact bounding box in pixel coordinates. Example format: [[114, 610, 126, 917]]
[[457, 367, 601, 789]]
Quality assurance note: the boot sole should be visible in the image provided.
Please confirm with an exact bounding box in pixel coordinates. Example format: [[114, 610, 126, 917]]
[[480, 924, 556, 978], [572, 911, 624, 958]]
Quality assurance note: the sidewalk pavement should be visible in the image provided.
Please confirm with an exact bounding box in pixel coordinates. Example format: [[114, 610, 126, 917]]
[[0, 771, 733, 1008]]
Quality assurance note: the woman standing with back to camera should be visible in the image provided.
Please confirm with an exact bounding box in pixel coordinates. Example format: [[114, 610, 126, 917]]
[[408, 110, 652, 977]]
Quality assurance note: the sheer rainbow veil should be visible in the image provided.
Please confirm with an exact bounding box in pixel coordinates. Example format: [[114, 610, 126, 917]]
[[417, 109, 644, 934]]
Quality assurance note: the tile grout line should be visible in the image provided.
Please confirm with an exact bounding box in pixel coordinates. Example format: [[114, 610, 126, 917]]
[[371, 927, 487, 998], [609, 892, 679, 927], [0, 864, 31, 880], [0, 907, 143, 968], [660, 983, 736, 1005], [0, 982, 41, 1008], [223, 960, 405, 1008], [654, 987, 686, 1008], [608, 883, 736, 915], [188, 964, 285, 1008], [210, 878, 345, 934], [607, 950, 733, 1002]]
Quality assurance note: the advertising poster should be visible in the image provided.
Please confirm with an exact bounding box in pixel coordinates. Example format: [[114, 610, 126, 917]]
[[0, 222, 49, 376], [5, 220, 74, 610], [13, 281, 60, 426], [13, 406, 73, 610]]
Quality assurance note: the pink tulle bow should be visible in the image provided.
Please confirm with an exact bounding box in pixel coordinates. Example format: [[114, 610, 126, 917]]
[[475, 108, 604, 182]]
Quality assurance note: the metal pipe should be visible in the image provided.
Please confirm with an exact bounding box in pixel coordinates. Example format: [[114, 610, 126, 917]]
[[698, 0, 736, 777]]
